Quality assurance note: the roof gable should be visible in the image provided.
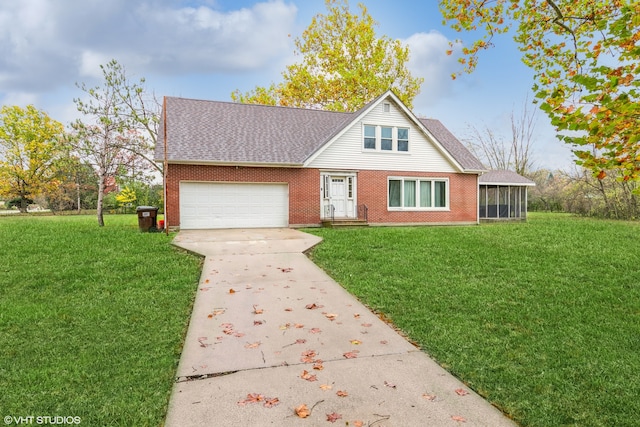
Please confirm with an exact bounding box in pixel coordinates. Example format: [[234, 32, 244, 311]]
[[155, 92, 485, 173]]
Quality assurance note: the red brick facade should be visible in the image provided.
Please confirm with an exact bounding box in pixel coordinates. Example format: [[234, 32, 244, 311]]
[[165, 164, 478, 228]]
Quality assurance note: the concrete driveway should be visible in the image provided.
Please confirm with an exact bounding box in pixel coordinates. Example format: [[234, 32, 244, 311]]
[[165, 228, 517, 426]]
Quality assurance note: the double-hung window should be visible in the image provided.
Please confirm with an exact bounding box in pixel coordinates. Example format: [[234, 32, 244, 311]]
[[364, 125, 376, 149], [381, 127, 393, 151], [388, 178, 448, 210]]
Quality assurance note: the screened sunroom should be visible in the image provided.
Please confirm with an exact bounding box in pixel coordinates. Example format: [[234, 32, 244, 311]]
[[478, 170, 535, 221]]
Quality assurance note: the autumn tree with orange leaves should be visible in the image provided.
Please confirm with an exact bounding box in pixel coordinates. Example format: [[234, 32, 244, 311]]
[[440, 0, 640, 186]]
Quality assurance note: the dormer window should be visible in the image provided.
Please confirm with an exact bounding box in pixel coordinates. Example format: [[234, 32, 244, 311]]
[[362, 125, 410, 152]]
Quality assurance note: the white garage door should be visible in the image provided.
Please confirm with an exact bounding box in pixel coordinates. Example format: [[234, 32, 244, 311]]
[[179, 182, 289, 229]]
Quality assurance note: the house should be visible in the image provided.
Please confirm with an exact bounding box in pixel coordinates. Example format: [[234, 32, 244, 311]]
[[154, 90, 488, 230], [478, 170, 536, 221]]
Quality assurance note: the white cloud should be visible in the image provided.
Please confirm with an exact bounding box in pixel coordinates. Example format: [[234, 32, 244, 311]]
[[0, 0, 297, 94], [403, 31, 462, 109]]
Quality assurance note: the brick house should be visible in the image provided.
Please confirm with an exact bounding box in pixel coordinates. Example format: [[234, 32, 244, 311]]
[[154, 90, 487, 229]]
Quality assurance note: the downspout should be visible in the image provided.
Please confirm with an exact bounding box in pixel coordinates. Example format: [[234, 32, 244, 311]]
[[163, 96, 169, 236]]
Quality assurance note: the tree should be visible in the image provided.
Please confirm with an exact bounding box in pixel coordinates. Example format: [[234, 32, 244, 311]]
[[440, 1, 640, 185], [0, 105, 66, 212], [232, 0, 423, 111], [73, 60, 159, 226], [464, 98, 537, 175]]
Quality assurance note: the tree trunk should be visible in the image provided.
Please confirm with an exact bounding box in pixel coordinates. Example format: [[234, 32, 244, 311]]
[[96, 176, 105, 227]]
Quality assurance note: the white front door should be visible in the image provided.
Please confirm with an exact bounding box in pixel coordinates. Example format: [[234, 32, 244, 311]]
[[331, 177, 347, 217]]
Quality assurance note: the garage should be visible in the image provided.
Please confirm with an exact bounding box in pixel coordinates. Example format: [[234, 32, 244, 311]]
[[179, 182, 289, 229]]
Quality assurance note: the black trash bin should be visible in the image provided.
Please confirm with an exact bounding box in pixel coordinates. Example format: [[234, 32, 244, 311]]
[[136, 206, 159, 232]]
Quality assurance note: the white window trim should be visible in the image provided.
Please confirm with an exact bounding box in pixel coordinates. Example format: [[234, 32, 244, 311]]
[[387, 177, 450, 211], [362, 124, 410, 154]]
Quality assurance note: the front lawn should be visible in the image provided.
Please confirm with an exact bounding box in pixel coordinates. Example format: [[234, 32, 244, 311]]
[[0, 215, 202, 426], [307, 213, 640, 427]]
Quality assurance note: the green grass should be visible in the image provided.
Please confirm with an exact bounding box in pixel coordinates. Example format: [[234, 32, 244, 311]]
[[0, 215, 202, 426], [306, 213, 640, 427]]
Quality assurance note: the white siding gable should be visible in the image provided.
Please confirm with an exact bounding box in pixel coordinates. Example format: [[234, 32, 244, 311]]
[[306, 100, 458, 173]]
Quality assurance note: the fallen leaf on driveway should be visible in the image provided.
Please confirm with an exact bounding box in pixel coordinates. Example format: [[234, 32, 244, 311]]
[[313, 361, 324, 370], [300, 370, 318, 382], [245, 341, 261, 349], [319, 384, 333, 390], [254, 320, 264, 326], [455, 389, 469, 396], [295, 339, 307, 345], [343, 350, 359, 359], [353, 421, 364, 427], [353, 313, 360, 318], [309, 328, 322, 334], [237, 393, 264, 405], [204, 279, 210, 284], [350, 339, 362, 345], [294, 323, 304, 328], [326, 412, 342, 423], [324, 313, 338, 321], [252, 305, 264, 314], [295, 404, 310, 418], [305, 303, 323, 310], [279, 267, 294, 273], [361, 323, 372, 327], [264, 397, 280, 408], [452, 415, 467, 422], [285, 308, 293, 312], [422, 393, 437, 401], [336, 390, 348, 397], [384, 381, 397, 389], [228, 288, 236, 294]]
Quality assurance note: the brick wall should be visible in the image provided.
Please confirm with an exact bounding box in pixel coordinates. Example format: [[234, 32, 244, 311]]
[[357, 170, 478, 224], [166, 164, 478, 227], [165, 164, 320, 227]]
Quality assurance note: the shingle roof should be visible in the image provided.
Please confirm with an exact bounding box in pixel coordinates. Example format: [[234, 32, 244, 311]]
[[155, 95, 485, 173], [479, 170, 536, 186], [155, 97, 356, 165], [418, 118, 486, 172]]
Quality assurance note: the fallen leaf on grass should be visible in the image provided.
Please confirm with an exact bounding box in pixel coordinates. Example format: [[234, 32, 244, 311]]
[[343, 350, 359, 359], [300, 370, 318, 382], [455, 389, 469, 396], [295, 404, 310, 418], [452, 415, 467, 422], [326, 412, 342, 423], [336, 390, 348, 397]]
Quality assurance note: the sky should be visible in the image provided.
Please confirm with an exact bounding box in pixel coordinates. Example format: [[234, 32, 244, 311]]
[[0, 0, 575, 171]]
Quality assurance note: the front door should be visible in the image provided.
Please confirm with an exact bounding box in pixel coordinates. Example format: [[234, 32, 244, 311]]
[[330, 177, 347, 217]]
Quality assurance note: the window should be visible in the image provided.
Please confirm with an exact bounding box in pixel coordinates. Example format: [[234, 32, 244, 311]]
[[347, 176, 354, 199], [397, 128, 409, 152], [388, 178, 448, 210], [383, 103, 391, 113], [363, 125, 410, 152], [381, 127, 393, 151], [364, 125, 376, 149]]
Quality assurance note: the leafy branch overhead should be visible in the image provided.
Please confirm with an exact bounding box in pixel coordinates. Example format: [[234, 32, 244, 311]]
[[440, 0, 640, 185], [231, 0, 423, 111]]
